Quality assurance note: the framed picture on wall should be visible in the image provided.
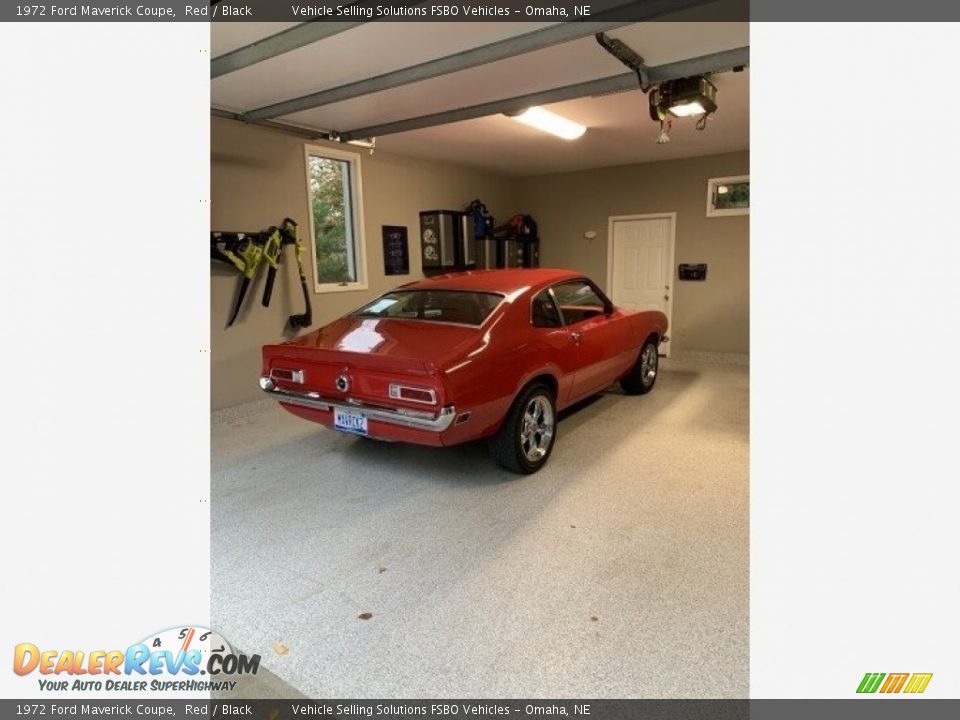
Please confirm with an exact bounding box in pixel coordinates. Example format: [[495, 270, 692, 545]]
[[382, 225, 410, 276], [707, 175, 749, 217]]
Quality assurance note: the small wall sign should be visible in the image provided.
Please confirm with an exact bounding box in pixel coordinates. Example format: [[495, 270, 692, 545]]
[[381, 225, 409, 276], [679, 263, 708, 281]]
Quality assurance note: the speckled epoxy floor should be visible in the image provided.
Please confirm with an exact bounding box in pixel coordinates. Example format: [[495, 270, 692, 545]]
[[211, 358, 748, 698]]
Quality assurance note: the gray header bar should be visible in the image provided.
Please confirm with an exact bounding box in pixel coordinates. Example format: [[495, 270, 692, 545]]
[[6, 0, 960, 22], [4, 0, 748, 22]]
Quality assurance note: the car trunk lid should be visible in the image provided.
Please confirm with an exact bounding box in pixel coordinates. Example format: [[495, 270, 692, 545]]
[[262, 317, 481, 411]]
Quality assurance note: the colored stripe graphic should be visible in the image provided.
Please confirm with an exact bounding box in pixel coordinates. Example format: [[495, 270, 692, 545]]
[[857, 672, 933, 694], [903, 673, 933, 694], [880, 673, 909, 693], [857, 673, 885, 693], [180, 628, 195, 653]]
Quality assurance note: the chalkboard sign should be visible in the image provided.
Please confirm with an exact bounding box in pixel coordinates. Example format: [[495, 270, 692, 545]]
[[382, 225, 409, 276]]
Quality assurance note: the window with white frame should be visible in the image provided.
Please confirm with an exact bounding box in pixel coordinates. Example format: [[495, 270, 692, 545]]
[[305, 145, 366, 291], [706, 175, 749, 217]]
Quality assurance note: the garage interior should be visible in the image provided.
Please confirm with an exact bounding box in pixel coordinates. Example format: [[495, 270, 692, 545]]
[[211, 18, 749, 698]]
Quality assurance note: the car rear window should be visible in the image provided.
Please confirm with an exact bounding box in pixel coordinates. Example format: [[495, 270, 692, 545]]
[[353, 290, 503, 326]]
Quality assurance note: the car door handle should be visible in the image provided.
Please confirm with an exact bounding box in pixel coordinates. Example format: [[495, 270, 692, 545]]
[[570, 331, 582, 343]]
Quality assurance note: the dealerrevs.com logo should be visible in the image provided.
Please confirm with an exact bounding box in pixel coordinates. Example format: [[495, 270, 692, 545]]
[[857, 673, 933, 694], [13, 626, 260, 693]]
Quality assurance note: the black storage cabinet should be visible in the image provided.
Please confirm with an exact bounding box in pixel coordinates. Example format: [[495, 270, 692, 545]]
[[419, 210, 476, 275], [476, 236, 498, 269], [521, 238, 540, 268]]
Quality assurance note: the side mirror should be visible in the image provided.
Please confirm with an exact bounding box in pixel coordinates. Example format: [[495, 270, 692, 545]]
[[603, 301, 614, 315]]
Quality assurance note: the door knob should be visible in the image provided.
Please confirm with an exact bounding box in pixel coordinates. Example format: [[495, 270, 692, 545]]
[[570, 331, 582, 342], [663, 295, 670, 301]]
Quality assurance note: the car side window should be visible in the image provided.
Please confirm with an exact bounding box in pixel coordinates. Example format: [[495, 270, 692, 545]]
[[551, 281, 606, 325], [531, 290, 563, 328]]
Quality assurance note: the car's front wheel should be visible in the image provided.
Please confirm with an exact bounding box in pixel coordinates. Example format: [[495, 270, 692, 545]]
[[490, 383, 557, 474], [621, 338, 659, 395]]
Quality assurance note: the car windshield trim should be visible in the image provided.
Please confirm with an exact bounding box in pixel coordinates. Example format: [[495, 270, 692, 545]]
[[352, 289, 506, 326]]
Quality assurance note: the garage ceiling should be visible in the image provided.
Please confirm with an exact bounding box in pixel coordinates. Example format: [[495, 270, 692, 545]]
[[211, 21, 749, 176]]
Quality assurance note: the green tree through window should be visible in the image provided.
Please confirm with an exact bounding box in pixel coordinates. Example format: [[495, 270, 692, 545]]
[[714, 180, 749, 210], [308, 154, 357, 284]]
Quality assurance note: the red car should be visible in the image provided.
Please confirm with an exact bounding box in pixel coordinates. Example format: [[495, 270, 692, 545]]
[[260, 269, 668, 473]]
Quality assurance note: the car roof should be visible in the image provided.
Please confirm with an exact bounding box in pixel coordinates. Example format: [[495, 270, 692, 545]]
[[399, 268, 583, 294]]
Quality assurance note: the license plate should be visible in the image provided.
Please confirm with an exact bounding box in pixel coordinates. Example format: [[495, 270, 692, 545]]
[[334, 408, 368, 436]]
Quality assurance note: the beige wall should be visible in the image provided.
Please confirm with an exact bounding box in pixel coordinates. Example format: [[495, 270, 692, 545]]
[[212, 117, 748, 408], [211, 116, 518, 409], [514, 151, 749, 356]]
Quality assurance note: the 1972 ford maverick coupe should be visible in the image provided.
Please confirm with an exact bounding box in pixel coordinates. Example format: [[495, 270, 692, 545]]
[[260, 269, 668, 473]]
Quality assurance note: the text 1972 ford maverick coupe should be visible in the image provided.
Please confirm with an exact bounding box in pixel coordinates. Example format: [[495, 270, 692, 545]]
[[260, 269, 667, 473]]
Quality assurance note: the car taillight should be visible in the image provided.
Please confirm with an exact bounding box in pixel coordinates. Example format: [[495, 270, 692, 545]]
[[270, 368, 304, 384], [388, 383, 436, 405]]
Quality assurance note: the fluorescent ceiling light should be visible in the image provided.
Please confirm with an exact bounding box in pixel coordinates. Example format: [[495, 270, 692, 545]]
[[508, 107, 586, 140], [668, 101, 707, 118]]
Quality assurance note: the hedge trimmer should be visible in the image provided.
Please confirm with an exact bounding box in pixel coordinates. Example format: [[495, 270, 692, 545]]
[[274, 218, 312, 329], [211, 217, 312, 329]]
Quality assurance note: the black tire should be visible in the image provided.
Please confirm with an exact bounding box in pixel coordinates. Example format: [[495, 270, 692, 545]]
[[489, 383, 557, 474], [621, 337, 660, 395]]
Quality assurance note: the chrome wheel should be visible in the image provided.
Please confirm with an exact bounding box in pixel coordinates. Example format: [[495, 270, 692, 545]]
[[640, 343, 658, 387], [491, 383, 558, 474], [520, 396, 555, 462]]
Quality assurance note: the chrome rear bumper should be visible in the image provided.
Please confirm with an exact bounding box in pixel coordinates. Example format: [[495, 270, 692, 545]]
[[259, 377, 456, 432]]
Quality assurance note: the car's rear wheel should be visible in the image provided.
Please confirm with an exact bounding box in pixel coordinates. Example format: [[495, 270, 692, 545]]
[[490, 383, 557, 474], [621, 338, 659, 395]]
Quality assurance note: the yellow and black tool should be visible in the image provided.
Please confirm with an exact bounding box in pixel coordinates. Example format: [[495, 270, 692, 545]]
[[211, 218, 311, 330], [278, 218, 312, 329], [212, 228, 270, 327], [260, 227, 284, 308]]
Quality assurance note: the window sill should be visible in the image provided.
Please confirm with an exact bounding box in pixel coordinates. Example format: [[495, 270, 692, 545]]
[[706, 207, 749, 218], [314, 282, 369, 294]]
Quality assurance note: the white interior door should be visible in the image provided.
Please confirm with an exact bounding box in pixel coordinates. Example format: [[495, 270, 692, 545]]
[[608, 215, 674, 357]]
